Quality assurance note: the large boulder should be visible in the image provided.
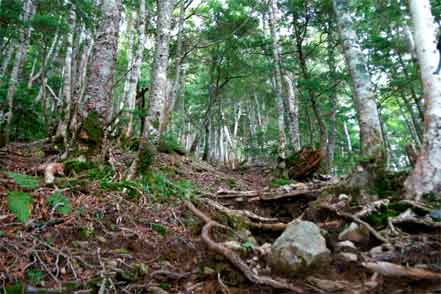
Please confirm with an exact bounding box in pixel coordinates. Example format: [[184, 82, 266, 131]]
[[271, 220, 330, 275]]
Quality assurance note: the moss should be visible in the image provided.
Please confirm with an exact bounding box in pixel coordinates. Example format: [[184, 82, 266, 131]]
[[138, 143, 156, 176], [226, 178, 237, 189], [370, 171, 407, 198], [271, 177, 292, 187], [79, 111, 103, 153]]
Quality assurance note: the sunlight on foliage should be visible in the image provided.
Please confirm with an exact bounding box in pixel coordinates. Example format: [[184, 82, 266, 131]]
[[47, 192, 71, 215]]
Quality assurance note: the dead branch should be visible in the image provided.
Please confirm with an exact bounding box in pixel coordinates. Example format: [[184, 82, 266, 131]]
[[362, 261, 441, 280], [184, 201, 303, 293], [355, 199, 390, 218]]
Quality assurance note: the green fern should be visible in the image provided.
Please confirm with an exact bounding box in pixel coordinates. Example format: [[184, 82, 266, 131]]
[[7, 191, 32, 222], [6, 171, 39, 189]]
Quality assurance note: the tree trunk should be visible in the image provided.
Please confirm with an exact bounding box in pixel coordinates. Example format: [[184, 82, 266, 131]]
[[81, 0, 121, 155], [268, 0, 287, 158], [283, 74, 301, 151], [333, 0, 384, 169], [124, 6, 147, 138], [160, 0, 186, 133], [0, 42, 15, 76], [3, 0, 35, 145], [56, 8, 76, 144], [405, 0, 441, 200], [142, 0, 176, 144]]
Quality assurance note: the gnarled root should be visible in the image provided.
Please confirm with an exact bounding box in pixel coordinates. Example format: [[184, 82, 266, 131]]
[[184, 201, 303, 293]]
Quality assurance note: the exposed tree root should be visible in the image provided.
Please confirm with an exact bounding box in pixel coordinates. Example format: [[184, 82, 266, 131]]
[[184, 201, 304, 293], [362, 261, 441, 280], [321, 205, 390, 244]]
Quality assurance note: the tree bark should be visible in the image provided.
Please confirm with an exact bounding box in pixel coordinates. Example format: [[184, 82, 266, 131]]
[[405, 0, 441, 200], [283, 74, 301, 151], [81, 0, 121, 155], [3, 0, 35, 145], [268, 0, 287, 158], [333, 0, 384, 168], [142, 0, 176, 144]]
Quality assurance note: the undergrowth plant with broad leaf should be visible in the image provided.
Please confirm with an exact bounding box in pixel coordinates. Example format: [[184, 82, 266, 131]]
[[47, 192, 71, 215], [6, 171, 39, 189], [7, 191, 32, 222]]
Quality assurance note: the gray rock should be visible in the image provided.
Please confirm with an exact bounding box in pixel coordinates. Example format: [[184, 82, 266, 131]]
[[430, 209, 441, 221], [338, 222, 369, 243], [271, 220, 330, 274]]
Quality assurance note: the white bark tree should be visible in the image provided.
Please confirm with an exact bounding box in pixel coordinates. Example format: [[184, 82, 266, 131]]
[[283, 74, 300, 151], [268, 0, 287, 158], [405, 0, 441, 200], [142, 0, 176, 143], [333, 0, 384, 168], [124, 0, 148, 138], [3, 0, 35, 144]]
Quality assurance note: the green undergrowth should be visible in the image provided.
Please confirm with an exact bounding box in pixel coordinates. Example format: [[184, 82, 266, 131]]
[[271, 177, 293, 187]]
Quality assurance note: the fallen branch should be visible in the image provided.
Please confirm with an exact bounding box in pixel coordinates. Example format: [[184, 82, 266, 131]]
[[362, 261, 441, 280], [184, 201, 303, 293]]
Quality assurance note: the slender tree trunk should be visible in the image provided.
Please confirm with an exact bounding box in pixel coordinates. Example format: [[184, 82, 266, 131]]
[[3, 0, 35, 145], [124, 0, 148, 138], [57, 8, 76, 143], [0, 42, 15, 76], [283, 73, 300, 151], [160, 0, 186, 133], [333, 0, 384, 170], [405, 0, 441, 200], [268, 0, 287, 158], [142, 0, 176, 143], [81, 0, 121, 155]]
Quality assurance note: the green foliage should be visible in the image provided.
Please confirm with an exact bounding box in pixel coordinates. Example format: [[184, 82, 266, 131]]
[[144, 172, 193, 203], [138, 143, 156, 175], [158, 133, 186, 155], [47, 192, 71, 215], [366, 202, 408, 228], [100, 179, 143, 198], [63, 160, 96, 176], [6, 171, 39, 189], [4, 282, 24, 294], [151, 223, 167, 236], [7, 191, 32, 222], [26, 268, 45, 285], [271, 178, 292, 187]]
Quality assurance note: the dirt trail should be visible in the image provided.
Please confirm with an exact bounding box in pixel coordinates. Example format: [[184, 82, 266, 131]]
[[1, 145, 440, 293]]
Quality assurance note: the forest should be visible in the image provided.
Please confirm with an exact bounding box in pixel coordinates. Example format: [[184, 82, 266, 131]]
[[0, 0, 441, 293]]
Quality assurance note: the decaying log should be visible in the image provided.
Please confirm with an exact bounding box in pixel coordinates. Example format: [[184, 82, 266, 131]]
[[362, 261, 441, 280], [184, 201, 303, 293], [286, 147, 321, 180]]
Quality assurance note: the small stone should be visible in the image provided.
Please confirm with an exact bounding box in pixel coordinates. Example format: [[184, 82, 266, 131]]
[[338, 222, 369, 243], [430, 209, 441, 221], [203, 267, 216, 275], [338, 194, 350, 201], [338, 252, 358, 262], [96, 236, 107, 243], [335, 240, 357, 252]]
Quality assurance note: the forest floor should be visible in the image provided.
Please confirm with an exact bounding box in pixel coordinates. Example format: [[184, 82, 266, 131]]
[[0, 143, 440, 293]]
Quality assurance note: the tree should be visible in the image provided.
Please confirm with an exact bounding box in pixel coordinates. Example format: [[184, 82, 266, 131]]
[[405, 0, 441, 200], [80, 0, 122, 156], [333, 0, 384, 175], [3, 0, 35, 145]]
